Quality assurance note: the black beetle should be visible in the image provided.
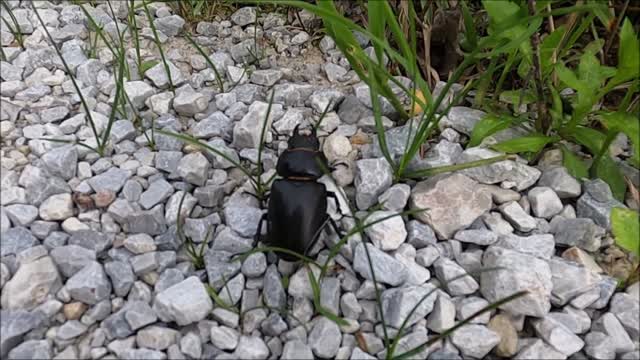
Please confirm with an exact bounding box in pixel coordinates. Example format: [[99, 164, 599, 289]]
[[255, 124, 342, 261]]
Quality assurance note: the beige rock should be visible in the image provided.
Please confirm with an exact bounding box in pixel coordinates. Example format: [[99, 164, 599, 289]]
[[64, 302, 88, 320], [488, 313, 518, 357]]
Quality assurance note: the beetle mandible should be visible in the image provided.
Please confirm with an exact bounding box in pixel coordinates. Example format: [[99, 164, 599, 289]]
[[255, 124, 343, 261]]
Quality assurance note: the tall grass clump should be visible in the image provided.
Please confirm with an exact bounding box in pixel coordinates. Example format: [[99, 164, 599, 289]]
[[33, 4, 126, 157], [141, 0, 175, 93], [0, 1, 25, 49]]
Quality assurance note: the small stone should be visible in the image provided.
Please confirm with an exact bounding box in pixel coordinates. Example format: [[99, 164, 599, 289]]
[[488, 314, 519, 357], [456, 297, 491, 324], [291, 31, 310, 45], [263, 265, 286, 309], [136, 325, 179, 351], [124, 81, 155, 109], [0, 256, 61, 310], [57, 320, 88, 341], [427, 294, 456, 333], [7, 340, 51, 360], [551, 218, 605, 252], [528, 187, 563, 218], [308, 317, 341, 359], [66, 261, 111, 305], [515, 339, 567, 360], [104, 261, 135, 297], [223, 205, 262, 238], [363, 210, 407, 251], [124, 301, 157, 331], [145, 61, 185, 89], [481, 246, 552, 317], [499, 201, 537, 232], [282, 340, 313, 360], [234, 336, 269, 360], [232, 101, 284, 149], [378, 184, 410, 212], [241, 252, 267, 277], [450, 324, 500, 359], [548, 257, 601, 306], [576, 179, 625, 229], [180, 332, 201, 359], [323, 133, 352, 163], [381, 284, 438, 328], [592, 312, 635, 354], [433, 258, 479, 296], [231, 7, 256, 26], [250, 69, 282, 86], [406, 220, 437, 249], [50, 245, 96, 278], [210, 326, 239, 350], [320, 277, 341, 315], [139, 179, 174, 210], [154, 14, 185, 36], [584, 331, 616, 360], [39, 193, 74, 221], [410, 173, 492, 238], [88, 167, 130, 193], [354, 158, 393, 210], [537, 166, 582, 198], [177, 152, 210, 186], [4, 204, 38, 227], [173, 85, 208, 116], [454, 229, 498, 246], [533, 317, 585, 356], [42, 145, 77, 180], [353, 242, 407, 286], [494, 233, 555, 259], [153, 276, 213, 325], [457, 147, 541, 191]]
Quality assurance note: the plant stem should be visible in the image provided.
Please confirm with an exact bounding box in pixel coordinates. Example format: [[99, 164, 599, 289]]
[[528, 0, 550, 135]]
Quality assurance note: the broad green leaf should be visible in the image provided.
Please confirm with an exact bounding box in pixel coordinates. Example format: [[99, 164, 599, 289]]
[[611, 208, 640, 258], [540, 26, 565, 75], [614, 19, 640, 83], [499, 90, 536, 105], [483, 0, 523, 33], [460, 1, 477, 51], [556, 63, 582, 91], [492, 135, 557, 154], [599, 111, 640, 167], [561, 146, 589, 181], [468, 114, 514, 148], [592, 155, 627, 201], [571, 126, 607, 154]]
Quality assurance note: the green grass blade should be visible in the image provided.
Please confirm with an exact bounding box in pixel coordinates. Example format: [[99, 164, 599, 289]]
[[142, 0, 174, 92], [32, 4, 102, 153], [182, 30, 225, 92], [393, 291, 528, 360]]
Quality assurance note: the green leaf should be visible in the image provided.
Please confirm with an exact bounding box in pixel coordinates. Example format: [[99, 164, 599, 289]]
[[611, 208, 640, 258], [499, 90, 536, 105], [556, 63, 582, 91], [468, 114, 514, 148], [491, 135, 557, 154], [592, 155, 627, 201], [540, 26, 564, 75], [600, 111, 640, 168], [571, 126, 607, 154], [614, 19, 640, 83], [561, 146, 589, 181]]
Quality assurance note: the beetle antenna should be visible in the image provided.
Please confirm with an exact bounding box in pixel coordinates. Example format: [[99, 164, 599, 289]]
[[293, 124, 301, 136]]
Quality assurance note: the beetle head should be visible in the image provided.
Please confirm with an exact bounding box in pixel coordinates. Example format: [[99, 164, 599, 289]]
[[288, 124, 320, 150]]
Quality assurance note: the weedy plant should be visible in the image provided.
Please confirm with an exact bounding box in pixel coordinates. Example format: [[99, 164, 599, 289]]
[[467, 1, 639, 201], [33, 4, 126, 157], [141, 0, 175, 93], [0, 1, 25, 49]]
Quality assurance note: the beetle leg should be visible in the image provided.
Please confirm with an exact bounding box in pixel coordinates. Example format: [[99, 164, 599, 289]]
[[304, 216, 331, 256], [253, 213, 269, 246], [328, 217, 344, 238]]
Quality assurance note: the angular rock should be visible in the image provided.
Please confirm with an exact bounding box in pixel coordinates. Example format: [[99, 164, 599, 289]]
[[439, 107, 486, 135], [576, 179, 625, 229], [353, 242, 407, 286], [231, 7, 256, 26], [7, 339, 51, 360], [481, 246, 553, 317], [308, 317, 341, 359], [454, 229, 498, 246], [410, 173, 492, 238], [609, 293, 639, 339], [210, 326, 239, 350], [177, 152, 210, 186], [66, 261, 111, 305], [173, 85, 208, 116], [263, 265, 286, 309], [515, 339, 567, 360], [223, 205, 262, 238], [39, 193, 74, 221], [458, 148, 541, 191], [124, 81, 155, 109], [250, 69, 283, 86], [434, 257, 479, 296], [88, 167, 130, 193], [363, 210, 407, 251], [232, 101, 284, 149], [42, 145, 77, 180], [190, 112, 233, 139], [153, 276, 213, 326], [234, 336, 269, 360], [551, 218, 605, 252], [495, 233, 555, 259], [136, 325, 179, 350], [548, 257, 601, 306], [145, 61, 185, 89], [1, 256, 61, 310], [139, 179, 174, 210], [488, 314, 519, 357], [281, 340, 313, 360], [528, 186, 563, 218], [537, 166, 582, 198], [104, 261, 135, 297], [204, 249, 241, 291], [499, 201, 537, 232], [381, 284, 438, 328], [533, 317, 585, 356], [50, 245, 96, 278], [354, 158, 393, 210], [450, 324, 500, 358]]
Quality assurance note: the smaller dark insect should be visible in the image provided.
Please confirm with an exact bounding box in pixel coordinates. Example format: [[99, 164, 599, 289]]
[[255, 125, 343, 261]]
